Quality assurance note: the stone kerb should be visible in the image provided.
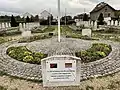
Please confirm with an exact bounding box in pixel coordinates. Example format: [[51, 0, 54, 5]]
[[41, 55, 81, 87]]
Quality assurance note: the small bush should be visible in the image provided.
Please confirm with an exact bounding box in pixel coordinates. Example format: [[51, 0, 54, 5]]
[[0, 38, 6, 44], [75, 43, 112, 63], [7, 46, 47, 64]]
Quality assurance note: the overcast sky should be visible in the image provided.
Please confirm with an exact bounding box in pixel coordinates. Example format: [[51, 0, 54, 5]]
[[0, 0, 120, 17]]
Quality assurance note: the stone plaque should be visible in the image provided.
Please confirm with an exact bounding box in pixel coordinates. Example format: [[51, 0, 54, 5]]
[[41, 55, 81, 87], [82, 29, 91, 37], [46, 60, 76, 82]]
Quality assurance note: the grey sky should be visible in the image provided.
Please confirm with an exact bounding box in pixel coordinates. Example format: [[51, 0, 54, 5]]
[[0, 0, 119, 16]]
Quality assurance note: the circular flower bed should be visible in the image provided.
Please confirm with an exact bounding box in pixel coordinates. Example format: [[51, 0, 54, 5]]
[[7, 46, 47, 65], [75, 43, 112, 63]]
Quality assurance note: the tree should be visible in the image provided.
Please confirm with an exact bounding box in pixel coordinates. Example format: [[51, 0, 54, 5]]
[[61, 16, 72, 21], [11, 15, 17, 27], [15, 15, 21, 22], [26, 16, 30, 22], [97, 13, 104, 25], [83, 13, 89, 21], [73, 16, 78, 20], [34, 15, 39, 22], [30, 15, 34, 22]]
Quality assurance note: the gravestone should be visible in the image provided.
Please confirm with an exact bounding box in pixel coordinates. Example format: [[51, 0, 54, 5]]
[[4, 23, 6, 28], [107, 20, 111, 26], [23, 23, 26, 28], [41, 55, 81, 87], [6, 22, 8, 28], [115, 20, 118, 26], [119, 21, 120, 26], [82, 29, 92, 37], [84, 21, 89, 27], [91, 21, 94, 26], [94, 21, 97, 29], [22, 31, 32, 37], [2, 23, 4, 28], [8, 23, 11, 27], [111, 20, 114, 25], [19, 23, 23, 31], [76, 22, 80, 26], [0, 23, 2, 29]]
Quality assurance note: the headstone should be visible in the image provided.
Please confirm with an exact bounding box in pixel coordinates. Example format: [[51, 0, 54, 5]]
[[8, 23, 11, 27], [6, 22, 8, 28], [119, 21, 120, 26], [42, 55, 81, 87], [91, 21, 94, 26], [22, 31, 32, 37], [94, 21, 97, 29], [7, 23, 9, 28], [76, 21, 80, 26], [107, 20, 111, 26], [88, 20, 91, 26], [19, 23, 23, 31], [111, 20, 114, 26], [23, 23, 26, 28], [82, 29, 92, 37], [115, 20, 118, 26], [84, 21, 89, 27], [4, 23, 6, 28], [0, 23, 2, 29], [2, 23, 5, 28]]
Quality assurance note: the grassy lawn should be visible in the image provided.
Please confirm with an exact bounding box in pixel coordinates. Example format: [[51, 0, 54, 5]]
[[61, 26, 120, 42], [93, 32, 120, 42]]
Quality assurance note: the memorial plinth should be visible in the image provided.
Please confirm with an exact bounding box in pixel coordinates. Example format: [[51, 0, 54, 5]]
[[41, 55, 81, 87]]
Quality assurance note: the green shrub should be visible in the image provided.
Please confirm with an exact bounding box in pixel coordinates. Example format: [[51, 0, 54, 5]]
[[24, 51, 32, 56], [23, 55, 34, 63], [75, 43, 112, 63], [0, 38, 6, 44], [7, 46, 47, 64]]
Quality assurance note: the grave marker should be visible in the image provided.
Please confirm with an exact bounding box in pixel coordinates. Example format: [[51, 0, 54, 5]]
[[82, 29, 92, 37], [42, 55, 81, 87]]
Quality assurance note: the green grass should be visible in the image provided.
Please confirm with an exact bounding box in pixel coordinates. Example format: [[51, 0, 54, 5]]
[[19, 33, 52, 43], [61, 26, 120, 42], [93, 33, 120, 42], [0, 37, 6, 44]]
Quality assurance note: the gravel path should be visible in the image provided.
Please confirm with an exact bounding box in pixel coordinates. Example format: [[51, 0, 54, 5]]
[[0, 37, 120, 81]]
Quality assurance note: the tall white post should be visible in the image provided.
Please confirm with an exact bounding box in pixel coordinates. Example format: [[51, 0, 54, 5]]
[[58, 0, 61, 42], [65, 8, 67, 25]]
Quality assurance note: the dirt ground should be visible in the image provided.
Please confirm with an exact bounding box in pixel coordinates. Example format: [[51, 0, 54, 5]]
[[0, 72, 120, 90]]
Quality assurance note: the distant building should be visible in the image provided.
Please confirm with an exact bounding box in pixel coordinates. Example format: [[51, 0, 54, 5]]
[[23, 12, 32, 18], [40, 10, 51, 20], [73, 13, 89, 21], [90, 2, 116, 21]]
